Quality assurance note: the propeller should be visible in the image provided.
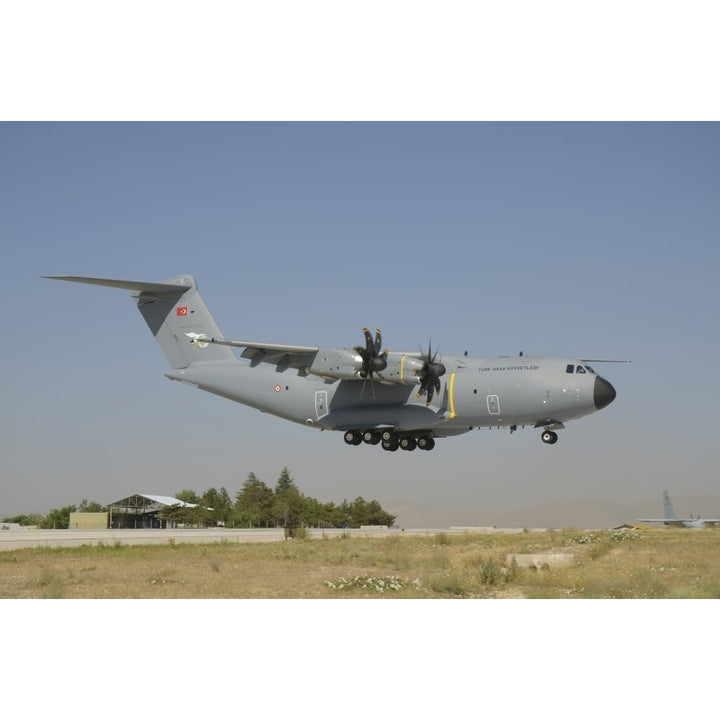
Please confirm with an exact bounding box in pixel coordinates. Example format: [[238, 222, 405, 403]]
[[354, 327, 388, 379], [416, 341, 446, 405]]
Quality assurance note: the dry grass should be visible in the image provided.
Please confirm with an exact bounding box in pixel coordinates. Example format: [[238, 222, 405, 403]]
[[1, 528, 719, 598]]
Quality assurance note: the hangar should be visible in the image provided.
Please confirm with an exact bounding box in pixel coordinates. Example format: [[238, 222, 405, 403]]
[[108, 494, 200, 529]]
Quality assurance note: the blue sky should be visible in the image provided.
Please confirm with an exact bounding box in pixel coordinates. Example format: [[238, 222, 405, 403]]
[[2, 122, 720, 519]]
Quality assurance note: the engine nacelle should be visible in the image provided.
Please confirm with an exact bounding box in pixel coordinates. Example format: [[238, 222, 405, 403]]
[[307, 347, 364, 380], [307, 349, 424, 385], [374, 353, 424, 386]]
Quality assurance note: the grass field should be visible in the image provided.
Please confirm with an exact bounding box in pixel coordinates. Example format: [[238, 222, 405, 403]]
[[1, 527, 719, 598]]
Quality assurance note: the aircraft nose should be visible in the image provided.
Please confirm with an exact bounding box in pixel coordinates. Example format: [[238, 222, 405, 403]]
[[593, 376, 616, 410]]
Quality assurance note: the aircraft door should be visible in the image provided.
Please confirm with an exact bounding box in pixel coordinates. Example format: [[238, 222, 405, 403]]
[[315, 390, 328, 419], [487, 394, 501, 415]]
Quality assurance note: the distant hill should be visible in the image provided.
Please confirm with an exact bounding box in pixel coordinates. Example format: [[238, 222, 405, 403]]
[[386, 495, 720, 529]]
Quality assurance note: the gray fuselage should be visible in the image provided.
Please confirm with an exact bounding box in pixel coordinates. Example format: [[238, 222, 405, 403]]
[[165, 354, 614, 439], [46, 273, 618, 450]]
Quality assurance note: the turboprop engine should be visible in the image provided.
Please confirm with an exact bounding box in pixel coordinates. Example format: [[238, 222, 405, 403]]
[[304, 331, 445, 398], [307, 348, 365, 380], [373, 353, 425, 385], [306, 349, 424, 385]]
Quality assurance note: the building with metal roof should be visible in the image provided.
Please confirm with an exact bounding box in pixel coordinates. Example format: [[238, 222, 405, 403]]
[[107, 494, 200, 529]]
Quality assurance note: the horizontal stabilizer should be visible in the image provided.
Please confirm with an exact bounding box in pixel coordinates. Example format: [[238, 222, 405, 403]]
[[45, 273, 235, 369], [44, 275, 191, 296]]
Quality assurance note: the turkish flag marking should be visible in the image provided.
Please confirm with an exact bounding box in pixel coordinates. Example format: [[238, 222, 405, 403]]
[[176, 306, 188, 316]]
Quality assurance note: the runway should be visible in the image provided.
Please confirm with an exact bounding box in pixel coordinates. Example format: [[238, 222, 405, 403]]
[[0, 525, 518, 551]]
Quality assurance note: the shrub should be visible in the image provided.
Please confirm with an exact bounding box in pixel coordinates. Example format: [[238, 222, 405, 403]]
[[480, 557, 502, 585]]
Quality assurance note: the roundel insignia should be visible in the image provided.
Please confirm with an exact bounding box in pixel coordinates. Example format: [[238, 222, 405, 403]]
[[274, 385, 282, 392]]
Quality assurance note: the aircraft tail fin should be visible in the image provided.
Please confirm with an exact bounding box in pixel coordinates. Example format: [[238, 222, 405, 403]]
[[45, 274, 237, 369], [663, 490, 678, 520]]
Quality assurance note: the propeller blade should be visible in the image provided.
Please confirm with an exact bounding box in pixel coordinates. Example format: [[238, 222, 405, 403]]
[[360, 374, 375, 399], [374, 328, 383, 356], [363, 327, 374, 355]]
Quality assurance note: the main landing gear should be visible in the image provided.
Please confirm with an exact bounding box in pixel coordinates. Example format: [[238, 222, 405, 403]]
[[541, 430, 559, 445], [343, 430, 436, 452]]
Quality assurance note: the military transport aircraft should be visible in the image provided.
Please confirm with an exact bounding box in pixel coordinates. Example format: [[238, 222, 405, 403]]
[[638, 490, 719, 528], [47, 274, 624, 452]]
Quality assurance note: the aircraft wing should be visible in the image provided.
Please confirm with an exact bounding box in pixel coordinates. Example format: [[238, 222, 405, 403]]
[[637, 518, 719, 525], [190, 337, 320, 370], [637, 518, 684, 524]]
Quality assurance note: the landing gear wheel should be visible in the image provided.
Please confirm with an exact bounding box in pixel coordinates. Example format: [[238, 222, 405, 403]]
[[344, 430, 362, 446], [400, 437, 417, 451], [362, 431, 381, 445], [417, 436, 435, 451], [382, 438, 399, 451], [541, 430, 558, 445]]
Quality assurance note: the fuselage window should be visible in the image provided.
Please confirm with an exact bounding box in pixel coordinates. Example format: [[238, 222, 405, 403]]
[[566, 364, 574, 374]]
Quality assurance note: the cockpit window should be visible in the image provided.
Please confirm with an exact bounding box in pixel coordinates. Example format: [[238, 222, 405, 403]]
[[567, 363, 596, 374]]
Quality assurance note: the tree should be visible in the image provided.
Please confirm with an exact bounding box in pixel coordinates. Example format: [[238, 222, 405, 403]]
[[275, 467, 296, 494], [78, 499, 105, 513], [233, 473, 274, 527], [334, 497, 396, 528], [217, 487, 233, 517], [158, 503, 186, 528], [40, 505, 78, 529], [158, 502, 206, 528], [175, 489, 201, 505], [362, 499, 396, 527], [200, 486, 233, 526], [2, 514, 44, 526], [333, 500, 353, 528], [300, 496, 330, 528], [273, 468, 305, 529], [20, 467, 396, 531], [350, 496, 370, 526]]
